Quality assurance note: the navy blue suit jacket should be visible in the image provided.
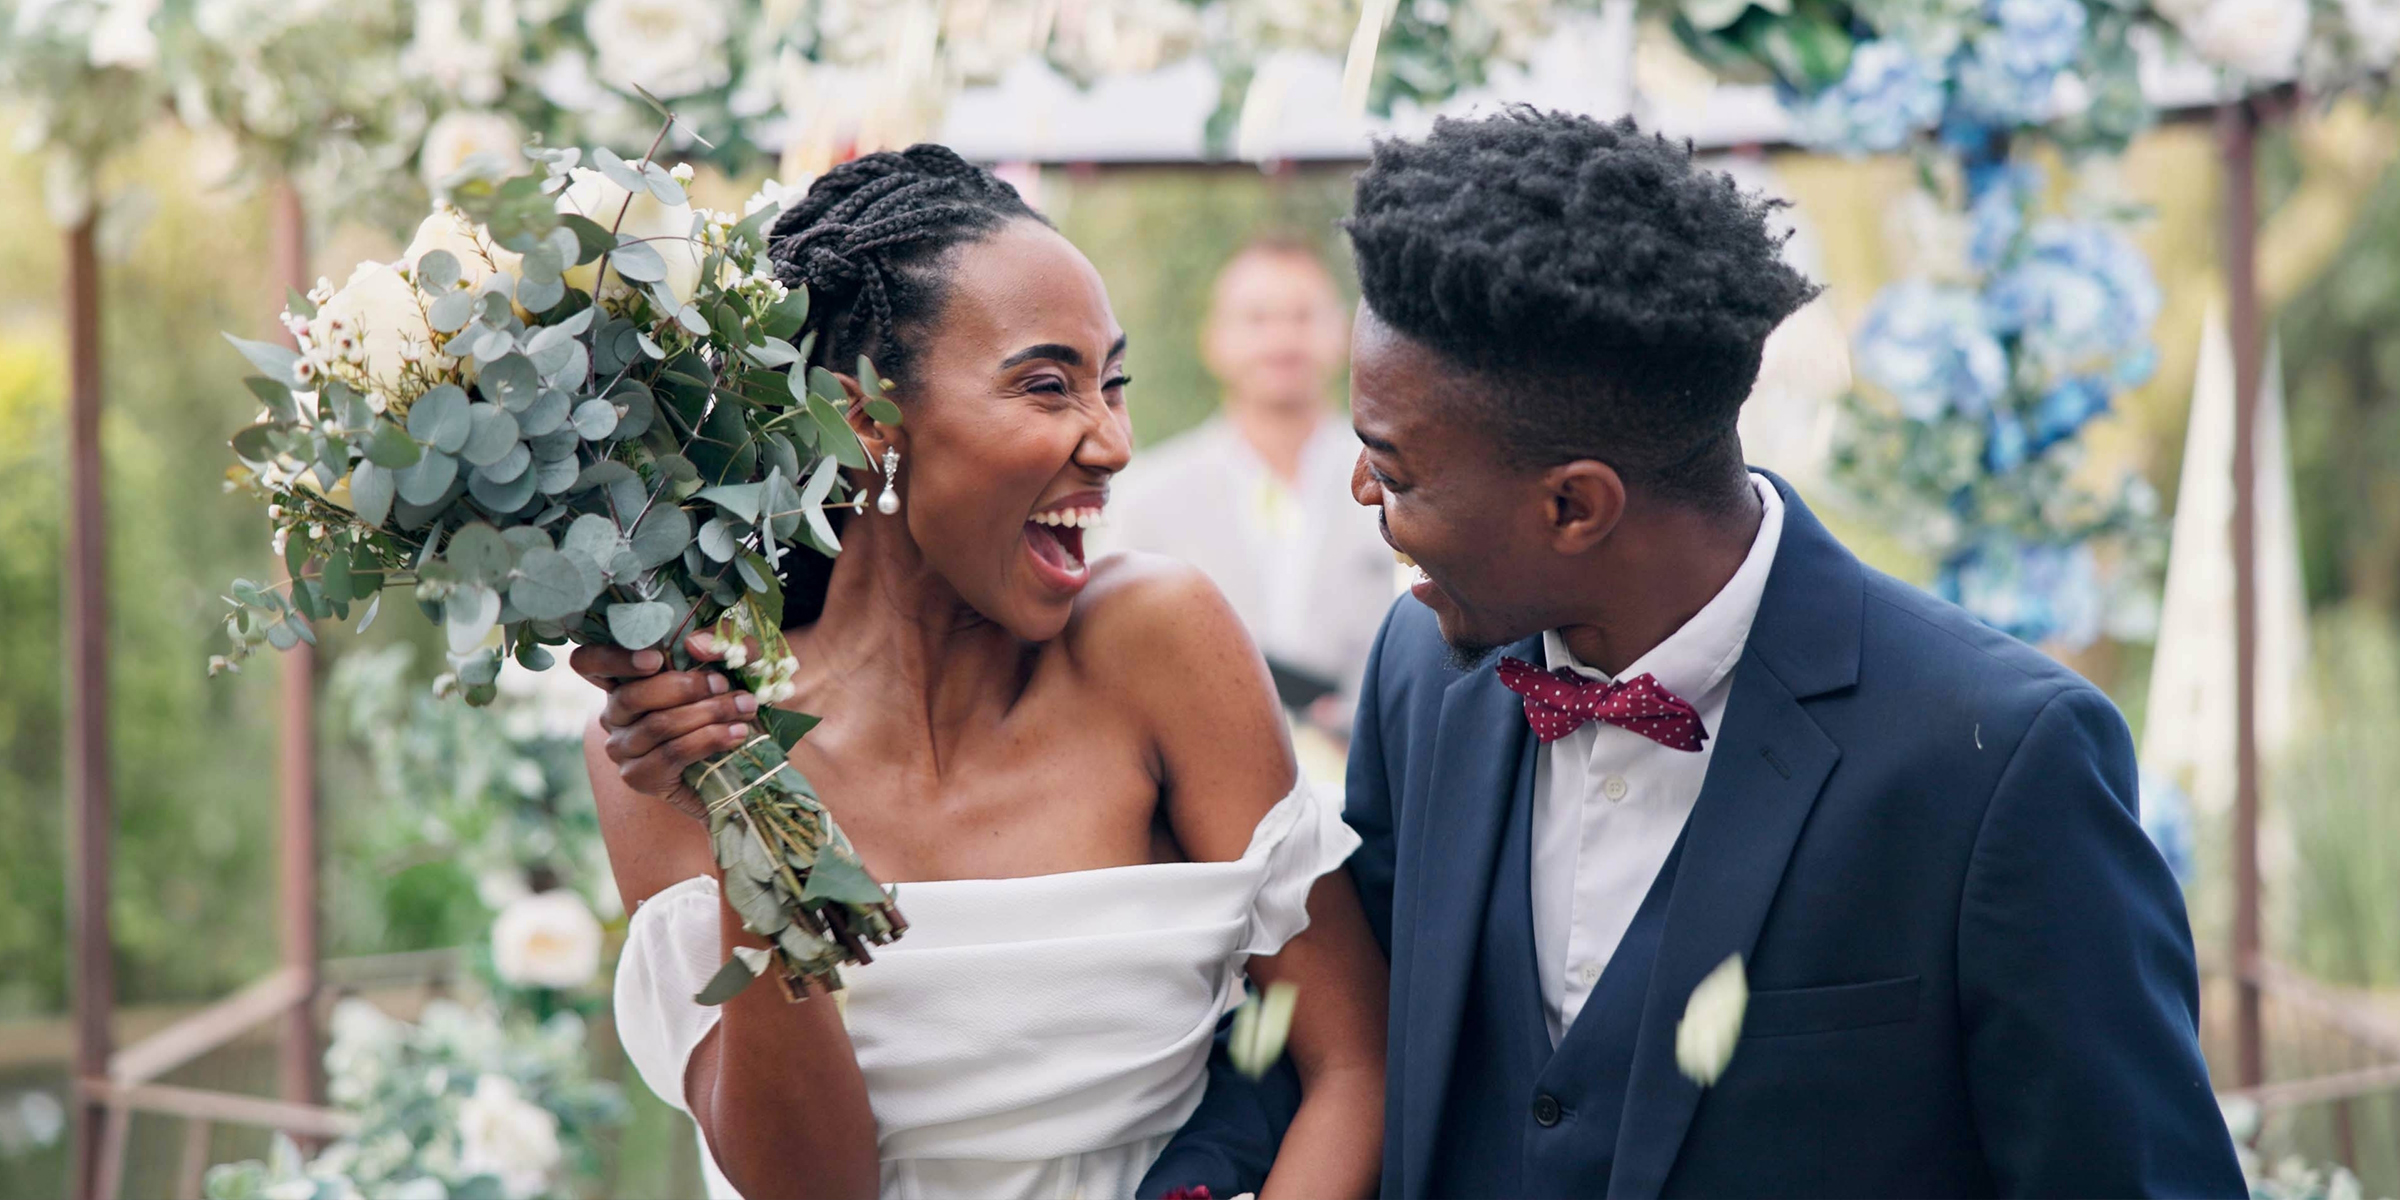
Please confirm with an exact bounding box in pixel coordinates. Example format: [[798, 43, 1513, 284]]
[[1142, 476, 2243, 1198]]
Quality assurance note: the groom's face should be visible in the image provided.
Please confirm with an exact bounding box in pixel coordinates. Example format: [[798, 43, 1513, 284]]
[[1349, 307, 1565, 662]]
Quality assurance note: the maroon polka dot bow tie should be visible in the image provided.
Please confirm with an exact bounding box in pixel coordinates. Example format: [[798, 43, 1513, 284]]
[[1495, 656, 1709, 751]]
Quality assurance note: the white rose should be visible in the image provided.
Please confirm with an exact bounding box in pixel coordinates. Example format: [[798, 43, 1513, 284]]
[[1675, 953, 1748, 1086], [2180, 0, 2308, 79], [419, 110, 522, 190], [2340, 0, 2400, 68], [86, 0, 159, 70], [403, 205, 523, 295], [490, 889, 603, 989], [455, 1074, 562, 1200], [558, 167, 703, 308], [308, 262, 434, 396], [583, 0, 731, 99]]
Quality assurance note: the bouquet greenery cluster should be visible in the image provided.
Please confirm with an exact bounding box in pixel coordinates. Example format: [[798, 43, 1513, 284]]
[[218, 114, 903, 1000]]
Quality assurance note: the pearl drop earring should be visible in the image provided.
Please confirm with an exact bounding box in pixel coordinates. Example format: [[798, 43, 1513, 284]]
[[875, 447, 901, 515]]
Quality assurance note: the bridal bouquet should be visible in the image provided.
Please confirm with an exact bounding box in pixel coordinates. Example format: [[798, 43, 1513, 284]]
[[216, 116, 903, 1000]]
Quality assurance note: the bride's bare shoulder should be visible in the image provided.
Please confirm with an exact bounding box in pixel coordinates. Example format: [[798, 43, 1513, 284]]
[[1064, 551, 1270, 695]]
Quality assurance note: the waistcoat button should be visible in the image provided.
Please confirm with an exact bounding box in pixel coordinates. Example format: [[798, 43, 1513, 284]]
[[1532, 1092, 1562, 1127]]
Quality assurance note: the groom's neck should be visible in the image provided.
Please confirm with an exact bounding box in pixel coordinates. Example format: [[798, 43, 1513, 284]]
[[1551, 486, 1764, 678]]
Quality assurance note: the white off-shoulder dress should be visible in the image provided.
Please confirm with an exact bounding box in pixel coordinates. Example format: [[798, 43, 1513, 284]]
[[614, 783, 1359, 1200]]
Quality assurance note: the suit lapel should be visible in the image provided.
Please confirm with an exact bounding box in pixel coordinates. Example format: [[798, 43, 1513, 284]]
[[1399, 637, 1539, 1196], [1607, 475, 1863, 1197]]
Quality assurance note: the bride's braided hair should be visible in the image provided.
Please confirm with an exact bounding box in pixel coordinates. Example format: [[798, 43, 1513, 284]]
[[765, 144, 1045, 386]]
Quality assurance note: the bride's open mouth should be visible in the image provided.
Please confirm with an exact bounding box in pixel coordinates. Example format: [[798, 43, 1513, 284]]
[[1023, 496, 1106, 594]]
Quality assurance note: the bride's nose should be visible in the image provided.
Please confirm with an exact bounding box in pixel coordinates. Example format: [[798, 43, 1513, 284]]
[[1073, 404, 1133, 477]]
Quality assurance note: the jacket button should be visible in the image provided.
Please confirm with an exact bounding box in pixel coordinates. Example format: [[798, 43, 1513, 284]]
[[1532, 1093, 1562, 1127]]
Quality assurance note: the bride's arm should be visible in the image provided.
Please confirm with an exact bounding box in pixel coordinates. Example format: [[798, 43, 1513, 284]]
[[580, 644, 882, 1200], [1082, 557, 1388, 1200]]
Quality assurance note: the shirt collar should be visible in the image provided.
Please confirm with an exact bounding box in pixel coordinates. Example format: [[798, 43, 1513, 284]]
[[1542, 472, 1786, 704]]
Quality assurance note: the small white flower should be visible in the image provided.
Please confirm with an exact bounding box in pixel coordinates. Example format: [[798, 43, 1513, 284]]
[[271, 528, 290, 556], [456, 1074, 562, 1200], [267, 504, 285, 521], [1676, 953, 1748, 1085], [722, 643, 749, 670], [491, 889, 603, 989], [307, 523, 325, 539], [292, 358, 318, 384], [670, 162, 696, 184]]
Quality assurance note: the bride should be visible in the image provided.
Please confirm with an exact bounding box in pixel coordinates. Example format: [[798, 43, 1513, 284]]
[[570, 145, 1387, 1200]]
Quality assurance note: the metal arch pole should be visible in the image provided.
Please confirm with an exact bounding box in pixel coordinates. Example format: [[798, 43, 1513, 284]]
[[64, 212, 116, 1200], [2218, 97, 2267, 1092], [269, 178, 325, 1118]]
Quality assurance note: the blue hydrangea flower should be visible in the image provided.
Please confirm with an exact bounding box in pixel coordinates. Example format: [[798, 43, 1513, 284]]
[[1856, 281, 2010, 420], [1983, 409, 2031, 472], [1953, 0, 2086, 127], [1937, 536, 2104, 646], [1983, 219, 2160, 382], [1785, 39, 1950, 155], [1966, 163, 2040, 270], [2030, 375, 2111, 450]]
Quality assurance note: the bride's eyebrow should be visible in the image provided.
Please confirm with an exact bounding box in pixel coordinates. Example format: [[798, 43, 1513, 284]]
[[999, 334, 1130, 370]]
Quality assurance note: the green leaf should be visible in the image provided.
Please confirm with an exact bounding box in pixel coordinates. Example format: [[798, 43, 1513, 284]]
[[480, 440, 532, 483], [606, 600, 678, 649], [610, 236, 668, 284], [675, 304, 711, 336], [724, 866, 789, 935], [445, 583, 502, 655], [428, 288, 477, 333], [356, 592, 382, 632], [460, 404, 521, 466], [395, 449, 459, 505], [479, 353, 542, 412], [508, 546, 596, 620], [518, 388, 571, 437], [629, 504, 694, 570], [572, 398, 620, 440], [612, 382, 657, 439], [564, 513, 626, 570], [363, 421, 420, 468], [445, 521, 514, 584], [591, 146, 649, 196], [742, 336, 801, 369], [695, 481, 763, 523], [230, 423, 279, 463], [864, 397, 904, 426], [763, 286, 810, 340], [693, 954, 759, 1006], [408, 384, 472, 453], [558, 213, 614, 265], [470, 462, 540, 513], [642, 160, 688, 207], [351, 461, 395, 528], [758, 705, 820, 749], [245, 376, 299, 423], [284, 286, 318, 320], [697, 516, 740, 562], [801, 850, 889, 906], [320, 551, 354, 604], [807, 394, 869, 470], [518, 274, 566, 314], [734, 825, 779, 883], [535, 454, 582, 494], [416, 249, 461, 292], [224, 334, 301, 387]]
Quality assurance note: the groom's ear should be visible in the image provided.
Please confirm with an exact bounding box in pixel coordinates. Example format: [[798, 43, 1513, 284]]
[[1543, 459, 1625, 553]]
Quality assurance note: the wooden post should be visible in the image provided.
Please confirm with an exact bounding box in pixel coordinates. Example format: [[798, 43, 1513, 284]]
[[2218, 98, 2267, 1092], [64, 211, 116, 1200], [269, 179, 324, 1116]]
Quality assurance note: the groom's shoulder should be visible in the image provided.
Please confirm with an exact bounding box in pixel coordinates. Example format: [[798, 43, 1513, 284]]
[[1850, 563, 2116, 731]]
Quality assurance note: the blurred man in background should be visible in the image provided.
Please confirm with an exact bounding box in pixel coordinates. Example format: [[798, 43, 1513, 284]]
[[1099, 238, 1396, 739]]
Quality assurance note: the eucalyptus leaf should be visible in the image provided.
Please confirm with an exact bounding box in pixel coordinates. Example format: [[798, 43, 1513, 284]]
[[416, 249, 461, 292], [445, 521, 514, 585], [724, 867, 788, 935], [535, 454, 583, 495], [606, 600, 677, 649], [501, 526, 554, 557], [801, 851, 889, 905], [245, 376, 298, 423], [559, 213, 614, 265], [230, 423, 279, 463], [697, 516, 739, 562], [428, 288, 477, 333], [445, 583, 501, 654], [470, 463, 540, 513], [479, 354, 541, 412], [563, 513, 627, 566], [675, 305, 710, 336], [695, 481, 763, 523], [641, 160, 688, 206], [864, 398, 904, 426], [572, 398, 620, 440], [395, 449, 459, 505], [508, 546, 595, 620], [693, 954, 759, 1006], [529, 428, 582, 461], [224, 334, 302, 387], [629, 504, 694, 569], [757, 706, 821, 749], [460, 404, 521, 465], [592, 146, 649, 195], [610, 236, 668, 284], [350, 462, 395, 527], [611, 382, 657, 439], [518, 388, 571, 436], [734, 824, 779, 883], [408, 384, 472, 453], [518, 274, 565, 314], [480, 440, 532, 484]]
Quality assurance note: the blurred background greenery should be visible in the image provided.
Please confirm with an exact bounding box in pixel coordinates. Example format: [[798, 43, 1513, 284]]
[[3, 97, 2399, 1195]]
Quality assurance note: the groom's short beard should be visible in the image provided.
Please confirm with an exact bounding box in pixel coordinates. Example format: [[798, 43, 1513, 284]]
[[1443, 638, 1500, 673]]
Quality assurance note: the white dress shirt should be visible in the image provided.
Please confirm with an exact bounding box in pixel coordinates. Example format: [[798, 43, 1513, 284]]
[[1530, 473, 1785, 1045]]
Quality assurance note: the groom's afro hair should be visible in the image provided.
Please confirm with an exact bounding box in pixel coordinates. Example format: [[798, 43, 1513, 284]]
[[1343, 107, 1820, 507]]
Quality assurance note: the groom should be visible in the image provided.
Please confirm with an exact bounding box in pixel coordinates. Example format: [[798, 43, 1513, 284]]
[[1144, 108, 2244, 1197]]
